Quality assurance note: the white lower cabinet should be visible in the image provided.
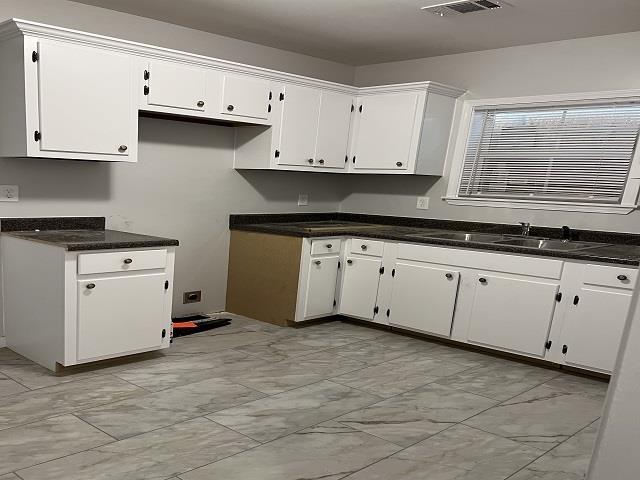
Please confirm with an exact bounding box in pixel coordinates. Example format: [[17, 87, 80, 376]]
[[76, 273, 168, 361], [338, 255, 382, 320], [467, 274, 560, 358], [292, 236, 635, 375], [302, 255, 340, 319], [389, 262, 459, 337]]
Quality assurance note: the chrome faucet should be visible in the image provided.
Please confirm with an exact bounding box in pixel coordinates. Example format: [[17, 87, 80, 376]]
[[519, 222, 531, 237]]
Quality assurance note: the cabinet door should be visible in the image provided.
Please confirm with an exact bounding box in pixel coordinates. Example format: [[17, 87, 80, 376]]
[[277, 84, 321, 167], [467, 274, 559, 357], [147, 60, 206, 111], [37, 41, 132, 157], [77, 273, 167, 361], [562, 287, 632, 372], [339, 256, 381, 320], [315, 91, 353, 169], [303, 255, 339, 319], [389, 263, 459, 337], [352, 92, 419, 171], [221, 75, 271, 120]]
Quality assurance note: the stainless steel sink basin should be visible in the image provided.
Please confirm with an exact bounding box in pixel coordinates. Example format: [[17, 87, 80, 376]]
[[411, 232, 509, 243], [496, 238, 605, 251]]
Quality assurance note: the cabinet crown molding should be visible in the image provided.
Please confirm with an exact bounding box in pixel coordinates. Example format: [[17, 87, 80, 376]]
[[0, 18, 465, 98]]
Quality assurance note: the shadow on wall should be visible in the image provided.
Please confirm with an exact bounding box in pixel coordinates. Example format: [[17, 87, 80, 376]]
[[339, 174, 441, 211]]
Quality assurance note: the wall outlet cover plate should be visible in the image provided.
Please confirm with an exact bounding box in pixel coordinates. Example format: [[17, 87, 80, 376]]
[[417, 196, 429, 210], [0, 185, 19, 202], [298, 194, 309, 206]]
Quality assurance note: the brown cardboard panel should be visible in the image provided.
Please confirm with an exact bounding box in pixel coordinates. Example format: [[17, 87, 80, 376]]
[[226, 230, 302, 326]]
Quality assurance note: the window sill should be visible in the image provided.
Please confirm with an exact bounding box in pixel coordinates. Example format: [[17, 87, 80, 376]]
[[442, 197, 637, 214]]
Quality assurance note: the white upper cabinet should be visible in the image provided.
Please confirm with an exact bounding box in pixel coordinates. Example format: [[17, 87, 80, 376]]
[[315, 91, 353, 169], [220, 75, 271, 120], [352, 92, 419, 172], [145, 60, 207, 112], [0, 20, 463, 164], [38, 41, 133, 157], [277, 84, 322, 167]]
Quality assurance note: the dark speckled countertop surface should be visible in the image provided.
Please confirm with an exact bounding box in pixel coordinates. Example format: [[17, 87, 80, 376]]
[[1, 217, 179, 251], [230, 213, 640, 266]]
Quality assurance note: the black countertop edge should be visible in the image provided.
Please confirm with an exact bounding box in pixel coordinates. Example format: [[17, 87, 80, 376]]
[[0, 216, 105, 232], [64, 240, 180, 251], [229, 212, 640, 246]]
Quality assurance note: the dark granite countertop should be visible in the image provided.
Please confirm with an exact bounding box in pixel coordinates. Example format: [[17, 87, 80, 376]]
[[1, 217, 178, 251], [230, 213, 640, 266]]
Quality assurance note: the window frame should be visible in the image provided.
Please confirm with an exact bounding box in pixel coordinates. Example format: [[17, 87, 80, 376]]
[[444, 90, 640, 214]]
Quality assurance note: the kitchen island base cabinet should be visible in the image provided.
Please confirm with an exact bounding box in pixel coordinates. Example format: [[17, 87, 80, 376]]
[[1, 236, 175, 371], [389, 262, 459, 337], [467, 274, 559, 358]]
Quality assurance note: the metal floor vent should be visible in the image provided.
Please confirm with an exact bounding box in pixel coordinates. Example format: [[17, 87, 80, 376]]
[[422, 0, 511, 17]]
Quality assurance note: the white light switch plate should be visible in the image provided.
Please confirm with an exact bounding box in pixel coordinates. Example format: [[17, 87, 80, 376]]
[[0, 185, 18, 202], [298, 194, 309, 206], [416, 196, 429, 210]]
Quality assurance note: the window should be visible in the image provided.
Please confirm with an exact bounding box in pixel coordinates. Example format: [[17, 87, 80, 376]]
[[446, 92, 640, 214]]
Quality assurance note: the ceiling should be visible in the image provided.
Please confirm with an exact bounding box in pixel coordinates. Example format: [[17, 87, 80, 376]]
[[70, 0, 640, 65]]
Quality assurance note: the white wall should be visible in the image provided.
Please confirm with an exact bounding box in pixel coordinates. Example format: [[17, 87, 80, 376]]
[[0, 0, 352, 332], [588, 284, 640, 479], [345, 32, 640, 233]]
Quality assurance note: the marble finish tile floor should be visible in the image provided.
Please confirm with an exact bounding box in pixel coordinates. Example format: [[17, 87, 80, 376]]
[[0, 314, 608, 479]]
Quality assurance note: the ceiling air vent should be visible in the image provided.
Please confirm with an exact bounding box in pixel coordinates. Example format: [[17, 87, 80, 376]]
[[422, 0, 511, 17]]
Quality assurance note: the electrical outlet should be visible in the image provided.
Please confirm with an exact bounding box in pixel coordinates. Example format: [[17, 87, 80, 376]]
[[0, 185, 19, 202], [183, 290, 201, 304], [298, 194, 309, 206], [416, 196, 429, 210]]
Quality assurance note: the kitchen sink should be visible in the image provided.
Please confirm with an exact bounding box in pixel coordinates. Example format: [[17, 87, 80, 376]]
[[495, 238, 606, 251], [409, 232, 509, 243]]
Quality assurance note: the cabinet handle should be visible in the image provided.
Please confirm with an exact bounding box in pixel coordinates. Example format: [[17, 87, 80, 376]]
[[118, 145, 128, 152], [123, 258, 133, 264], [307, 158, 314, 164], [326, 244, 333, 249], [445, 273, 453, 280], [361, 244, 367, 250], [314, 260, 321, 265], [197, 100, 205, 107], [347, 259, 353, 265], [86, 283, 96, 290], [318, 159, 325, 165], [227, 104, 235, 111], [396, 161, 403, 167], [617, 274, 629, 281], [479, 277, 487, 284]]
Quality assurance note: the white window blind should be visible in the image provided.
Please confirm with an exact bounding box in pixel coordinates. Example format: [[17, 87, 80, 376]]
[[458, 101, 640, 204]]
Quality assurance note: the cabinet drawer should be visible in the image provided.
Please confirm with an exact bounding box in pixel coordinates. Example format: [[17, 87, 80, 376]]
[[311, 239, 341, 256], [78, 249, 167, 275], [583, 264, 637, 290], [350, 238, 384, 257]]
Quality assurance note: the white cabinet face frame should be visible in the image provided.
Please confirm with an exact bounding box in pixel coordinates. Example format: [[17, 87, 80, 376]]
[[28, 38, 138, 161]]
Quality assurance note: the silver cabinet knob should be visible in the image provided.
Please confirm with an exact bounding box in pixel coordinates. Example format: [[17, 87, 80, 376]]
[[318, 159, 325, 165], [227, 104, 234, 111], [396, 161, 403, 167], [618, 274, 629, 281], [86, 283, 96, 290], [479, 277, 487, 284], [326, 244, 333, 249], [346, 259, 353, 265], [197, 100, 205, 107], [118, 145, 128, 152], [123, 258, 133, 265], [445, 273, 453, 280], [314, 260, 321, 265], [361, 244, 367, 250], [307, 158, 314, 164]]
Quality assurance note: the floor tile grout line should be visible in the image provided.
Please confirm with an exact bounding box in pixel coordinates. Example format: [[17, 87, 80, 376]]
[[69, 412, 121, 442], [503, 416, 603, 480]]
